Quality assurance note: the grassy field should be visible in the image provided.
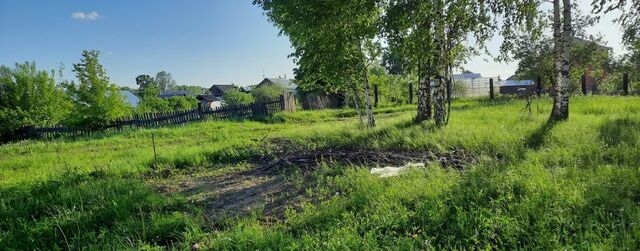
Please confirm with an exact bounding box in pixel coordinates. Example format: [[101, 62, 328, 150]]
[[1, 96, 640, 249]]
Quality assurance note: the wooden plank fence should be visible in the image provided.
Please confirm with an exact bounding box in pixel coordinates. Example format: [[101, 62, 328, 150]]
[[14, 93, 295, 141]]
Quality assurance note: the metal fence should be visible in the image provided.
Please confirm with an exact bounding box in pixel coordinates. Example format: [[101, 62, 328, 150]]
[[454, 77, 502, 97]]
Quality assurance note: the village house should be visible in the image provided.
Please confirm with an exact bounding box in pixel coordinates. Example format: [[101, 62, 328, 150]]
[[159, 91, 189, 99], [209, 84, 239, 99], [256, 78, 298, 93]]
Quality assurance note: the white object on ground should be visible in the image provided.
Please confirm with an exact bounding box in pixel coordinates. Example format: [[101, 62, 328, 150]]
[[370, 162, 425, 178]]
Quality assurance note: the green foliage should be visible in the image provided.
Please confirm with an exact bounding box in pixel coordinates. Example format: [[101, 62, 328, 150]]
[[3, 96, 640, 249], [223, 89, 255, 106], [0, 172, 200, 249], [173, 85, 207, 96], [65, 50, 131, 129], [0, 62, 71, 139], [167, 96, 197, 111], [368, 65, 413, 106], [254, 0, 381, 94], [250, 84, 284, 103], [136, 74, 156, 89], [155, 71, 175, 91]]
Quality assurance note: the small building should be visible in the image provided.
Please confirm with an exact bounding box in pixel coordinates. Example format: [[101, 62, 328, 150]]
[[209, 84, 239, 99], [196, 95, 223, 110], [120, 90, 139, 107], [500, 79, 535, 95], [159, 91, 189, 99], [240, 85, 256, 93], [256, 78, 298, 93]]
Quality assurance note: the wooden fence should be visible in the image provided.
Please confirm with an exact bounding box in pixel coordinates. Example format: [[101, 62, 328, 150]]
[[14, 94, 295, 141]]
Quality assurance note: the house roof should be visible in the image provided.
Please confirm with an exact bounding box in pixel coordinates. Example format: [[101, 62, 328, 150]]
[[120, 90, 139, 107], [502, 80, 534, 86], [209, 84, 238, 93], [241, 85, 256, 92], [453, 72, 482, 79], [159, 91, 189, 99], [196, 94, 222, 102], [573, 37, 613, 51], [262, 78, 298, 90]]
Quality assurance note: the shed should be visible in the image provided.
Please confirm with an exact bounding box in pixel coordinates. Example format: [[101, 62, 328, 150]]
[[500, 80, 535, 95]]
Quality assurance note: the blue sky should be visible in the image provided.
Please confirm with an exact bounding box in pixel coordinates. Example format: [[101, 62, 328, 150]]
[[0, 1, 627, 88], [0, 0, 296, 88]]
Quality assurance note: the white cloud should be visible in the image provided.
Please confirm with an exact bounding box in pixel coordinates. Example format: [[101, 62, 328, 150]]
[[71, 11, 100, 21]]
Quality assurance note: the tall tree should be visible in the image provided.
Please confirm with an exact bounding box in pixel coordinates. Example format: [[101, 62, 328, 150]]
[[384, 0, 540, 125], [65, 50, 130, 129], [155, 71, 176, 91], [549, 0, 572, 121], [254, 0, 381, 127], [135, 74, 156, 89]]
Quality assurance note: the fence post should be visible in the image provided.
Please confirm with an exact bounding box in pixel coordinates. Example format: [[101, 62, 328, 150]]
[[489, 78, 494, 100], [623, 72, 629, 96], [408, 82, 413, 104], [536, 76, 542, 97], [581, 73, 587, 95], [374, 84, 379, 107]]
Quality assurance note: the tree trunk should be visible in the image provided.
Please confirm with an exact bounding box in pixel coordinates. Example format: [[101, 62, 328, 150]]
[[415, 64, 432, 122], [432, 0, 447, 126], [361, 61, 375, 128], [350, 82, 365, 126], [551, 0, 571, 121]]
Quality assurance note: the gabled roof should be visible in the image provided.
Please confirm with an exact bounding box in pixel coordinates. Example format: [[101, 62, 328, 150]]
[[209, 84, 238, 93], [573, 37, 613, 51], [159, 91, 189, 99], [502, 80, 534, 86], [196, 94, 222, 102], [241, 85, 256, 92], [262, 78, 298, 90]]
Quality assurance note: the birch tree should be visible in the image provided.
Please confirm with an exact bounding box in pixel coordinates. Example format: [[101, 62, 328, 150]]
[[254, 0, 381, 127], [550, 0, 572, 121], [384, 0, 540, 126]]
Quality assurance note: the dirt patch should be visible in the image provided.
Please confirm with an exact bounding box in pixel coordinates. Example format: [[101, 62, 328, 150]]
[[154, 139, 476, 224], [254, 148, 473, 175]]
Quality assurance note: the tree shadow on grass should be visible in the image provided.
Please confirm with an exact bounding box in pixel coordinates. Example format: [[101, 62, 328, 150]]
[[599, 117, 640, 147], [525, 118, 559, 150]]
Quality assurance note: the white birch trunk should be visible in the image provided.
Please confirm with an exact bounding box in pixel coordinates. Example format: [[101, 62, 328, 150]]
[[551, 0, 571, 120]]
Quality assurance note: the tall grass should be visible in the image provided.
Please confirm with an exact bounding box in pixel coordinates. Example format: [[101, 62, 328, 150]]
[[1, 95, 639, 249]]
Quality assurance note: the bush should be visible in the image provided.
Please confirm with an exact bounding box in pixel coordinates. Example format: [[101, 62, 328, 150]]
[[251, 85, 285, 103], [223, 89, 255, 106], [167, 96, 198, 111], [0, 62, 71, 140]]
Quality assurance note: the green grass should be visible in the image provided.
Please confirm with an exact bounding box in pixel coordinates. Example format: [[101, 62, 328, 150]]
[[1, 95, 640, 249]]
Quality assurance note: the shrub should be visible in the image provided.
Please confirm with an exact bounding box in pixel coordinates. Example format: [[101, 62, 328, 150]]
[[223, 89, 255, 106], [167, 96, 198, 111], [0, 62, 71, 140], [251, 85, 285, 103]]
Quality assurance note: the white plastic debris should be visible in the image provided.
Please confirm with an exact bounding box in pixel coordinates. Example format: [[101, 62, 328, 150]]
[[370, 162, 425, 178]]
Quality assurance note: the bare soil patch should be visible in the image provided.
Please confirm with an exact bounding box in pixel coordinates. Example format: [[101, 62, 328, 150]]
[[154, 139, 476, 223]]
